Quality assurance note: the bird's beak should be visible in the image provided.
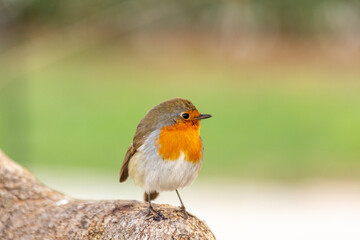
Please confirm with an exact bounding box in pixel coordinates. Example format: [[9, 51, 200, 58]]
[[195, 114, 212, 120]]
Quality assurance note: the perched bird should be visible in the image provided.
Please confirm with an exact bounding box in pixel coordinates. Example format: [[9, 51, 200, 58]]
[[119, 98, 211, 220]]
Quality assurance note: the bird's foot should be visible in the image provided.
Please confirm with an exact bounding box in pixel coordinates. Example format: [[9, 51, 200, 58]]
[[145, 206, 167, 221], [177, 206, 193, 219]]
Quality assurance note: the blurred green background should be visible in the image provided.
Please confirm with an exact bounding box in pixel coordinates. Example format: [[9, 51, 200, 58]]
[[1, 0, 360, 180]]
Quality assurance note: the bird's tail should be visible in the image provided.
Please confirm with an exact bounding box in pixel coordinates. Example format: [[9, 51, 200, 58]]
[[144, 191, 159, 202]]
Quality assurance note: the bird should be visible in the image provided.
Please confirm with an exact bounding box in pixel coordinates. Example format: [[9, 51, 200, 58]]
[[119, 98, 211, 220]]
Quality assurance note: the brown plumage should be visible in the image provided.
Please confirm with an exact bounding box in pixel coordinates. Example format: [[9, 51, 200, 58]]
[[144, 191, 159, 202], [119, 98, 197, 183]]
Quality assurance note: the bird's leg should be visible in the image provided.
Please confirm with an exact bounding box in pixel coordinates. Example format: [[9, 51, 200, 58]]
[[146, 192, 166, 221], [175, 189, 193, 219], [146, 201, 159, 220]]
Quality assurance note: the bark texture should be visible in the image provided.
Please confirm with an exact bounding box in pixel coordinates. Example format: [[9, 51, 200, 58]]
[[0, 150, 216, 240]]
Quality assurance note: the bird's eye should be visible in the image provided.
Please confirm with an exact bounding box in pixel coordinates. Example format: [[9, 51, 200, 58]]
[[181, 112, 190, 119]]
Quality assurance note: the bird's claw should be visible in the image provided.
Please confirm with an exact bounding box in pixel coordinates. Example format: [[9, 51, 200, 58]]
[[178, 206, 193, 219], [145, 207, 167, 221]]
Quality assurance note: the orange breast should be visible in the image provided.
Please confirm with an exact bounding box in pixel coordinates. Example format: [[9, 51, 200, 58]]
[[156, 121, 203, 163]]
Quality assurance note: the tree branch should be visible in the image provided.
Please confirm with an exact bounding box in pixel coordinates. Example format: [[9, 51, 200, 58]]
[[0, 150, 215, 240]]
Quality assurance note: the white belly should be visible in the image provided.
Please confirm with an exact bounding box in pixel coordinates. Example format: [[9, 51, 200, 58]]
[[128, 130, 202, 193]]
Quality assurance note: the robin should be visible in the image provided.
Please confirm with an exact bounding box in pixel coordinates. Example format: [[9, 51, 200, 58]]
[[119, 98, 211, 220]]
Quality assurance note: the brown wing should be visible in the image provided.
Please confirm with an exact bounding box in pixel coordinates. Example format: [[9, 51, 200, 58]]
[[119, 144, 135, 182], [119, 119, 156, 182]]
